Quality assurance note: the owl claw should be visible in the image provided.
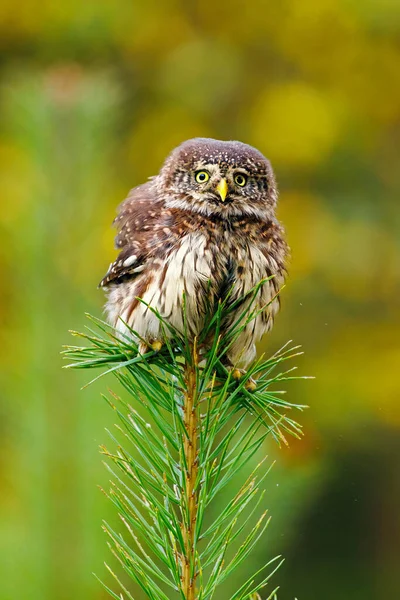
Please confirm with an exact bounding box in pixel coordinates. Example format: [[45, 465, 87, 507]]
[[245, 378, 257, 391], [232, 368, 244, 380], [151, 341, 163, 352], [138, 341, 149, 355], [138, 340, 163, 355], [230, 368, 257, 391]]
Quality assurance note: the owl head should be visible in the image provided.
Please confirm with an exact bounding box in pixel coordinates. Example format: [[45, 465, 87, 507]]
[[157, 138, 278, 220]]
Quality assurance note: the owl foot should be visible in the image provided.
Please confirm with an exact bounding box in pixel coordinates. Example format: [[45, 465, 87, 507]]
[[138, 340, 163, 355], [138, 341, 149, 355], [245, 378, 257, 392], [232, 368, 244, 380], [231, 368, 257, 391], [151, 340, 163, 352]]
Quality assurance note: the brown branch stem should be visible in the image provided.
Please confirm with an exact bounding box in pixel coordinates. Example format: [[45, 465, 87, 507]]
[[182, 341, 199, 600]]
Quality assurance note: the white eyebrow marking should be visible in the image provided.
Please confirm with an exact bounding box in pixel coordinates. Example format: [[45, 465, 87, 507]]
[[123, 255, 137, 267]]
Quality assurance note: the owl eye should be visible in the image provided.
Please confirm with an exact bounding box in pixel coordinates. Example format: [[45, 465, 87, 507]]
[[234, 173, 247, 187], [195, 170, 210, 183]]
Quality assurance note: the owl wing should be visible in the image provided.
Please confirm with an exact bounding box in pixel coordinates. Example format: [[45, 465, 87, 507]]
[[99, 180, 164, 288], [259, 219, 288, 292]]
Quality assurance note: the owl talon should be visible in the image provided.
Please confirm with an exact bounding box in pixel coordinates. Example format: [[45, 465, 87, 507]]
[[151, 341, 163, 352], [230, 368, 257, 391], [138, 340, 163, 354], [138, 341, 149, 355], [232, 368, 244, 380], [245, 378, 257, 391]]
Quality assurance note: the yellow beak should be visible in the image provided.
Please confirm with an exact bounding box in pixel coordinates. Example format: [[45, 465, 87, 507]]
[[216, 178, 228, 202]]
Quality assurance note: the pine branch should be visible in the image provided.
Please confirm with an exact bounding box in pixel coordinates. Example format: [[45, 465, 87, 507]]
[[182, 343, 199, 599], [64, 287, 309, 599]]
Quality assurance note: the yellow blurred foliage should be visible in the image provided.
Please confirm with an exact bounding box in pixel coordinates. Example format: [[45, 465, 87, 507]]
[[0, 142, 37, 224], [0, 1, 399, 598], [251, 83, 343, 167]]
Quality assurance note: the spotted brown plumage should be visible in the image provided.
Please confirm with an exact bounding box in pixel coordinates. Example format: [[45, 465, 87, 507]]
[[100, 138, 288, 367]]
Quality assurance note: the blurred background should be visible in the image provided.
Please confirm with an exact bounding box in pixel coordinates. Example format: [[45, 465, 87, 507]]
[[0, 1, 399, 599]]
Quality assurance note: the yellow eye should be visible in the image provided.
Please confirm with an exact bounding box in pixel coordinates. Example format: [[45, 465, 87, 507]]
[[234, 173, 247, 187], [195, 170, 210, 183]]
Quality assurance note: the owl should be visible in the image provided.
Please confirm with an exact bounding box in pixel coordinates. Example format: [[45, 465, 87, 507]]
[[99, 138, 288, 371]]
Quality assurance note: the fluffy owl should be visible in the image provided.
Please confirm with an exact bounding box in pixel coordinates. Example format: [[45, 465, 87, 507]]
[[100, 138, 288, 369]]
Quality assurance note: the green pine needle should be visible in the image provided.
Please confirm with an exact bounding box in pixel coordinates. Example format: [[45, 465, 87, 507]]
[[64, 288, 308, 599]]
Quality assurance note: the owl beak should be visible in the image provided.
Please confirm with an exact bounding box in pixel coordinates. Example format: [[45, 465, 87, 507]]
[[216, 178, 228, 202]]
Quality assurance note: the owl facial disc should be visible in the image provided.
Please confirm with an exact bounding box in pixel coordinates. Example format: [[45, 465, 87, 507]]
[[160, 137, 277, 219]]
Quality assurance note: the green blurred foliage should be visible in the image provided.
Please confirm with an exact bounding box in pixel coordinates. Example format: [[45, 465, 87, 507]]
[[0, 1, 399, 599]]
